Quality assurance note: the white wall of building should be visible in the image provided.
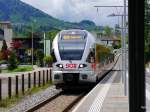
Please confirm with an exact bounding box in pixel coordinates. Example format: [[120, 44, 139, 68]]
[[4, 28, 13, 48]]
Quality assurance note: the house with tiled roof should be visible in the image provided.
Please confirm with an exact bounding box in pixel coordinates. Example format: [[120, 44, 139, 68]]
[[96, 33, 120, 47]]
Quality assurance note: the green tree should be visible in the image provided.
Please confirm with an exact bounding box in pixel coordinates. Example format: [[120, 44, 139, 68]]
[[46, 30, 60, 50], [47, 30, 59, 41], [145, 0, 150, 63], [103, 26, 112, 36], [8, 52, 18, 70], [114, 24, 121, 36], [43, 55, 53, 67], [1, 40, 7, 51], [95, 26, 100, 33]]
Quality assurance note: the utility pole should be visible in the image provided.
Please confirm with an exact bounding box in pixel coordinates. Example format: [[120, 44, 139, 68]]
[[108, 14, 128, 96], [94, 4, 128, 96], [43, 32, 46, 67], [31, 23, 34, 68], [124, 0, 127, 96], [44, 32, 46, 57], [128, 0, 145, 111], [31, 20, 36, 68]]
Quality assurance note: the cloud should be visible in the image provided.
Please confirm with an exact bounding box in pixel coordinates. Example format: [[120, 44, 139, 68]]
[[21, 0, 126, 27]]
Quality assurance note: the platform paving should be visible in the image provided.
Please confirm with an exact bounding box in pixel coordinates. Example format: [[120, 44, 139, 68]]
[[72, 62, 129, 112], [101, 71, 129, 112]]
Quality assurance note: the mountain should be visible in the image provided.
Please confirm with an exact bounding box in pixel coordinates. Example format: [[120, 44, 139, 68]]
[[0, 0, 100, 31]]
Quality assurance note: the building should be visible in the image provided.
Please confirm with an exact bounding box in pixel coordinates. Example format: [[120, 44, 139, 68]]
[[96, 33, 120, 47], [0, 21, 13, 49], [12, 33, 44, 64], [0, 28, 4, 49], [100, 36, 120, 47]]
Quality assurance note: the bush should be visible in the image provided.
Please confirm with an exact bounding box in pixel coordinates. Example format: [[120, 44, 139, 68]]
[[43, 55, 53, 67], [34, 49, 44, 66], [96, 44, 111, 64], [8, 52, 18, 70]]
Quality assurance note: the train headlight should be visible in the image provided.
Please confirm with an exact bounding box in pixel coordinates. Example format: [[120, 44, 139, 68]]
[[56, 64, 63, 68], [79, 64, 84, 68], [79, 64, 87, 68]]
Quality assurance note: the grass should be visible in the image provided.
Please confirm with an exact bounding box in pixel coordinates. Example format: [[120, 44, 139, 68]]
[[0, 81, 52, 108], [1, 66, 33, 73], [9, 66, 33, 72], [0, 96, 23, 108]]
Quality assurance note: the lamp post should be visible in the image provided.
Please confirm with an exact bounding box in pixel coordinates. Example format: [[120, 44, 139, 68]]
[[31, 20, 36, 68]]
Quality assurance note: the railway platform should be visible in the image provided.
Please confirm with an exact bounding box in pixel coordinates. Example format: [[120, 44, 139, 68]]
[[72, 58, 129, 112]]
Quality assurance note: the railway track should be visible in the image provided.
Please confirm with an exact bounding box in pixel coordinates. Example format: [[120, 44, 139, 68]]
[[26, 91, 62, 112], [25, 57, 118, 112], [26, 90, 87, 112]]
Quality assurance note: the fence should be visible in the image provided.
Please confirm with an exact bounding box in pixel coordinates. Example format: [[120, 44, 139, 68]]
[[0, 68, 51, 100]]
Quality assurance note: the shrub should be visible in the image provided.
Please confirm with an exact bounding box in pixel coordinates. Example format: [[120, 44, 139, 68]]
[[96, 44, 111, 64], [34, 49, 44, 66], [43, 55, 53, 67], [8, 52, 18, 70]]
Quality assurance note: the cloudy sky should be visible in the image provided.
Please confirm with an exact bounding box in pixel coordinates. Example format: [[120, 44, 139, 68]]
[[21, 0, 126, 27]]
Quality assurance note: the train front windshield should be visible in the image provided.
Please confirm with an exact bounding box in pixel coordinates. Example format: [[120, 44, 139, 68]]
[[59, 49, 83, 60], [59, 42, 86, 60], [58, 31, 87, 60]]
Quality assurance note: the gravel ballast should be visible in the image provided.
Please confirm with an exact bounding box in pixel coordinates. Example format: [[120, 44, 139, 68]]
[[7, 86, 61, 112]]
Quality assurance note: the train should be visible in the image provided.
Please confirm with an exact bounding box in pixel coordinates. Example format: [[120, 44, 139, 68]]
[[51, 29, 114, 89]]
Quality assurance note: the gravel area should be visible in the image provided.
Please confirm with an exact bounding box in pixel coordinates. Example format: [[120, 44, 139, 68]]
[[35, 93, 81, 112], [5, 86, 61, 112]]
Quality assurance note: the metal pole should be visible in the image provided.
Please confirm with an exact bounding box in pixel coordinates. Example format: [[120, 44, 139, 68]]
[[31, 20, 36, 68], [44, 32, 46, 67], [129, 0, 145, 111], [122, 15, 127, 96], [94, 6, 127, 7], [44, 32, 46, 56], [124, 0, 127, 96], [32, 23, 34, 67], [0, 79, 2, 100], [121, 15, 124, 84]]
